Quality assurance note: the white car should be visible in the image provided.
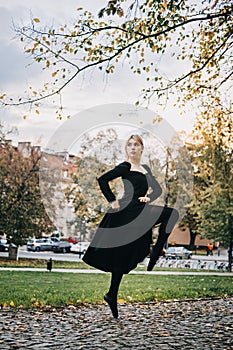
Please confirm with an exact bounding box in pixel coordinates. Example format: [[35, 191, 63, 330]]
[[165, 246, 192, 260], [27, 238, 59, 252], [70, 241, 90, 255]]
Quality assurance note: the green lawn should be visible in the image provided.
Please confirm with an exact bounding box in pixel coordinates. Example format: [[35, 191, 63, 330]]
[[0, 270, 232, 308], [0, 257, 94, 269]]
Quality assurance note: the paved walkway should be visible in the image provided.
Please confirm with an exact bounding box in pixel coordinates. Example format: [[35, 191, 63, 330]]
[[0, 297, 232, 349], [1, 267, 233, 276]]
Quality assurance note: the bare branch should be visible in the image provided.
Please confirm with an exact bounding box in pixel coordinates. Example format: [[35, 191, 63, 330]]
[[1, 1, 232, 111]]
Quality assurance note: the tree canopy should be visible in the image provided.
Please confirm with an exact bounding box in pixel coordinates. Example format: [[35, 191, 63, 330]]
[[181, 97, 233, 268], [0, 125, 54, 246], [0, 0, 232, 117]]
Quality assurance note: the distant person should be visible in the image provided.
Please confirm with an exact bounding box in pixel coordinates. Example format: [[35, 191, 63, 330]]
[[83, 134, 179, 318], [207, 243, 214, 256]]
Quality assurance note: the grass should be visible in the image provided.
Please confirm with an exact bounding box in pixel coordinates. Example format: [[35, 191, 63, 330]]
[[0, 257, 94, 269], [0, 270, 232, 308]]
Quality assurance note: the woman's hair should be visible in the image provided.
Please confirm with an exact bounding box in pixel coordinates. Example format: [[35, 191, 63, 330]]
[[125, 134, 144, 159]]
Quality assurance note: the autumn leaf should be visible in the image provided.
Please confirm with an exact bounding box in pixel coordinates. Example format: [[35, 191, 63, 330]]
[[117, 298, 126, 304], [33, 18, 40, 23]]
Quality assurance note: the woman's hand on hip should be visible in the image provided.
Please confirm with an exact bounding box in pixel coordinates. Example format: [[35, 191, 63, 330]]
[[138, 196, 150, 203], [110, 199, 120, 210]]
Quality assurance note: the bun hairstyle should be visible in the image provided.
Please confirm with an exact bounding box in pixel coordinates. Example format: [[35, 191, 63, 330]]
[[125, 134, 144, 160]]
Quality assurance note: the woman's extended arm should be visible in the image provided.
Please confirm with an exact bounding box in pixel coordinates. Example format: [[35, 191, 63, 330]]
[[97, 162, 129, 203]]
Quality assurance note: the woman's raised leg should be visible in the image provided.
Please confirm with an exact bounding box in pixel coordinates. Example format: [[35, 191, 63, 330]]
[[147, 206, 179, 271]]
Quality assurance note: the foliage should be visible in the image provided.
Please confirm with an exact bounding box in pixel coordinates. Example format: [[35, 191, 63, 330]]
[[182, 97, 233, 267], [65, 128, 126, 236], [154, 141, 196, 248], [0, 0, 232, 117], [0, 124, 54, 246]]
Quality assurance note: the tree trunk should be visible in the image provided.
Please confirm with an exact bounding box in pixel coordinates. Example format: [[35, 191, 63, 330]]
[[228, 241, 232, 273], [189, 229, 197, 250]]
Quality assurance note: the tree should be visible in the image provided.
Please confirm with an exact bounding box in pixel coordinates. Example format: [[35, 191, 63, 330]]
[[184, 97, 232, 269], [0, 0, 232, 117], [65, 128, 123, 238], [178, 147, 205, 249], [0, 125, 54, 253], [160, 142, 195, 247]]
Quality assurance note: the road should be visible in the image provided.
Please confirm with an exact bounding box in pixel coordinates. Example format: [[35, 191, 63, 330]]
[[0, 247, 83, 262], [0, 246, 229, 263]]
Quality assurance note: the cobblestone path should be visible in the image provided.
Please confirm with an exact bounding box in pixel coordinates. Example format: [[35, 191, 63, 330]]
[[0, 297, 232, 349]]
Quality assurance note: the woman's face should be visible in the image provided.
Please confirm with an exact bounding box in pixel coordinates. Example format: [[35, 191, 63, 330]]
[[126, 138, 143, 159]]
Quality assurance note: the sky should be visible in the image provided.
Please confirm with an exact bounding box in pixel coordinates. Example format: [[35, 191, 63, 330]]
[[0, 0, 196, 149]]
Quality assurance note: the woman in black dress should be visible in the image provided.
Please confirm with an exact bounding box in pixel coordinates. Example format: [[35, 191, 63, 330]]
[[83, 134, 179, 318]]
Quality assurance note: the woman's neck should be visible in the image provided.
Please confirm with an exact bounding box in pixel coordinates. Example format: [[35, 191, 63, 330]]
[[128, 158, 141, 167]]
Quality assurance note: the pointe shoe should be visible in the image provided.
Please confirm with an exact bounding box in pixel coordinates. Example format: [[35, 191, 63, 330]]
[[104, 293, 118, 318]]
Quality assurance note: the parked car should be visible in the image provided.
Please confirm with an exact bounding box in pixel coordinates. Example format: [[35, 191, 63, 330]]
[[70, 241, 90, 255], [67, 236, 78, 244], [147, 248, 166, 258], [51, 241, 72, 253], [0, 238, 9, 252], [27, 238, 56, 252], [165, 246, 192, 260], [50, 237, 60, 243]]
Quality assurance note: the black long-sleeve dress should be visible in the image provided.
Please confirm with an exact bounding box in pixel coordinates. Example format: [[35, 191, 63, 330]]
[[82, 161, 162, 274]]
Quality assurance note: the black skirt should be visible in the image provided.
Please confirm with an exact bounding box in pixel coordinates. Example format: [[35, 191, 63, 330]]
[[82, 202, 153, 274]]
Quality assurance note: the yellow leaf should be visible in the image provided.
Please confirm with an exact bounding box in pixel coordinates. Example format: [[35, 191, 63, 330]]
[[117, 298, 126, 304], [151, 45, 158, 53], [35, 110, 40, 115], [52, 71, 57, 77], [33, 18, 40, 23], [33, 91, 37, 95], [23, 115, 27, 120], [10, 301, 15, 307]]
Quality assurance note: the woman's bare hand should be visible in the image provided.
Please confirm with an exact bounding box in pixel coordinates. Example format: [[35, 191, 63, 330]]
[[111, 200, 120, 210], [138, 196, 150, 203]]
